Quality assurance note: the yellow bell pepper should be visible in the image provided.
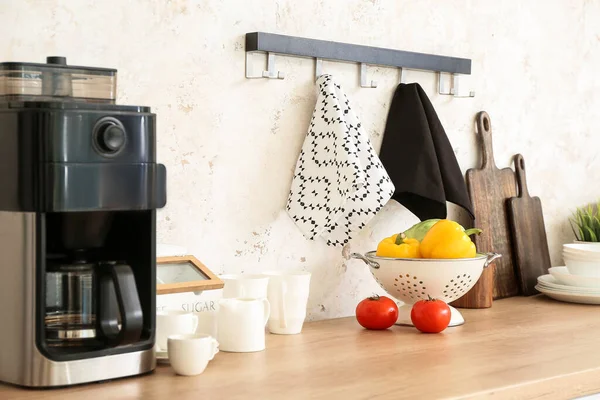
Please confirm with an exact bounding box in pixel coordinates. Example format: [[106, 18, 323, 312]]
[[419, 220, 482, 259], [376, 234, 421, 258]]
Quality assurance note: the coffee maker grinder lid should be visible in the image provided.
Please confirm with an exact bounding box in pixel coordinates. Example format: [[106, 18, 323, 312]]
[[0, 56, 117, 104]]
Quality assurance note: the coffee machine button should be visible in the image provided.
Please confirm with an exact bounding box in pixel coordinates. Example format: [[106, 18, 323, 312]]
[[102, 125, 125, 151], [93, 117, 126, 156]]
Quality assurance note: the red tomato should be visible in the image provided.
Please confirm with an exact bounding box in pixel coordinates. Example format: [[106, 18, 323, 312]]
[[410, 298, 451, 333], [355, 295, 399, 330]]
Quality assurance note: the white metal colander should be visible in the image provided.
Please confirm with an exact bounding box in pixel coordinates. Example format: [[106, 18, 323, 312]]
[[351, 251, 501, 326]]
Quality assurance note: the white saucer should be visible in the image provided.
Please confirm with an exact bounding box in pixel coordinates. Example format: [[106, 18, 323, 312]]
[[156, 349, 170, 365], [535, 284, 600, 305], [537, 274, 600, 294], [549, 267, 600, 289]]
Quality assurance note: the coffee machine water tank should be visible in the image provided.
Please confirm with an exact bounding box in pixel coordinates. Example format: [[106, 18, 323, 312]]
[[0, 57, 167, 387]]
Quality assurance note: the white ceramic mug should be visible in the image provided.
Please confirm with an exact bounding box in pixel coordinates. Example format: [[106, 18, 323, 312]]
[[220, 274, 270, 299], [156, 310, 199, 351], [263, 271, 311, 335], [217, 298, 270, 352], [168, 334, 219, 376]]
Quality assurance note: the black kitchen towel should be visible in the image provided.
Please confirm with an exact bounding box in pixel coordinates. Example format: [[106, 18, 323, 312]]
[[379, 83, 474, 221]]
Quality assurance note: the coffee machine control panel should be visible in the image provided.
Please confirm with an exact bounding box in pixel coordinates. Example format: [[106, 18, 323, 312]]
[[92, 117, 127, 156]]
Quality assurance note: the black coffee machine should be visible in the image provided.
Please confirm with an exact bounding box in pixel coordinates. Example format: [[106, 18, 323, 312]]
[[0, 57, 166, 387]]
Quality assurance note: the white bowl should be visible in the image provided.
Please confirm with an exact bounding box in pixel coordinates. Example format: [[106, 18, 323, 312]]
[[562, 251, 600, 262], [572, 241, 600, 247], [563, 243, 600, 256], [351, 252, 500, 327], [563, 246, 600, 256], [549, 267, 600, 288], [563, 257, 600, 278], [563, 246, 600, 257]]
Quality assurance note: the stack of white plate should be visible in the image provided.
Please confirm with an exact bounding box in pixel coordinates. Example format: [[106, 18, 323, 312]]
[[536, 243, 600, 304]]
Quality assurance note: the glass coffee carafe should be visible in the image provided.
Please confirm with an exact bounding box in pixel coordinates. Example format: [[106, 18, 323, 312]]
[[45, 251, 143, 348]]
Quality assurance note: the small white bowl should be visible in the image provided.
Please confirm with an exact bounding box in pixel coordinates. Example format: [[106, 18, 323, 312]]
[[563, 243, 600, 256], [564, 258, 600, 278], [573, 241, 600, 247], [563, 251, 600, 262]]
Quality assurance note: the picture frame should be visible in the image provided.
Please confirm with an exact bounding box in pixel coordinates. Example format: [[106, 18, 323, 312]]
[[156, 255, 223, 295]]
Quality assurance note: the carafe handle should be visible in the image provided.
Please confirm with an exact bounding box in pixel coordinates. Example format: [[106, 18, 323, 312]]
[[98, 264, 143, 345]]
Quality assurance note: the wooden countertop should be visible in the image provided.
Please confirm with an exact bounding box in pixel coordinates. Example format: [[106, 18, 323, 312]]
[[3, 296, 600, 400]]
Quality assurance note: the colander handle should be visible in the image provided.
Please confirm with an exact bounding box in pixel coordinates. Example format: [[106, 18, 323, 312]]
[[350, 253, 380, 269], [483, 252, 502, 268]]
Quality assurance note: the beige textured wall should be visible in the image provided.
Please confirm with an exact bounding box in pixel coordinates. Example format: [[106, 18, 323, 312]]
[[2, 0, 598, 320]]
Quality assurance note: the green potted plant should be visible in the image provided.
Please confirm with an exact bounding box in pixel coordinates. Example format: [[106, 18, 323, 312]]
[[571, 204, 600, 243]]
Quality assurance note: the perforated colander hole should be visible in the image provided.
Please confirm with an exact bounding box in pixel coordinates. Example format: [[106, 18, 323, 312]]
[[419, 281, 423, 284], [413, 276, 417, 279], [394, 278, 399, 282]]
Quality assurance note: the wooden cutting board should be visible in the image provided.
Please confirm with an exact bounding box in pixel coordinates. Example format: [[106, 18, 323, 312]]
[[451, 111, 519, 309], [507, 154, 551, 296]]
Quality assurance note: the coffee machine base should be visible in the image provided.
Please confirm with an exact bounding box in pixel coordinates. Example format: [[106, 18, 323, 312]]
[[0, 212, 156, 388], [5, 347, 155, 388]]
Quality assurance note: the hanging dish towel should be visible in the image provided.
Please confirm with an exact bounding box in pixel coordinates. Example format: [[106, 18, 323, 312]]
[[379, 83, 474, 220], [286, 74, 394, 247]]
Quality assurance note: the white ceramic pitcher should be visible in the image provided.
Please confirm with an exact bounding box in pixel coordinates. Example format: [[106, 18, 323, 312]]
[[217, 298, 270, 352]]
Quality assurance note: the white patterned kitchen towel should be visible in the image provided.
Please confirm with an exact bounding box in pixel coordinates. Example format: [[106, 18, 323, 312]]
[[286, 74, 395, 246]]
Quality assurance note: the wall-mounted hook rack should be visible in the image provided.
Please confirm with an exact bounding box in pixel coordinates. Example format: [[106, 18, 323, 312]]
[[245, 51, 285, 79], [315, 58, 323, 81], [262, 52, 285, 79], [360, 63, 377, 88], [450, 74, 475, 98], [438, 72, 475, 98], [399, 67, 407, 84], [245, 32, 475, 96], [245, 52, 262, 79]]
